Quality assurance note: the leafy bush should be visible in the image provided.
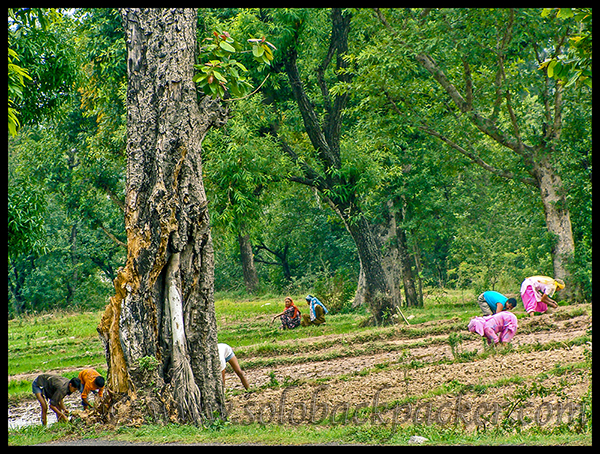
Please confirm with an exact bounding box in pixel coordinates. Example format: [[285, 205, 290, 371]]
[[313, 268, 356, 314]]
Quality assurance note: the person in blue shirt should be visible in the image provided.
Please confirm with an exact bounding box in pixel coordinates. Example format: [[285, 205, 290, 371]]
[[476, 290, 517, 316]]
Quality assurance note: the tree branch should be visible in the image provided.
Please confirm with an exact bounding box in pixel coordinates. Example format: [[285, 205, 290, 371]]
[[274, 132, 325, 189], [383, 88, 536, 185], [254, 242, 286, 264], [322, 8, 352, 157], [98, 222, 127, 249], [372, 8, 397, 37], [281, 9, 351, 172], [415, 52, 535, 156], [282, 45, 337, 168], [417, 123, 537, 186]]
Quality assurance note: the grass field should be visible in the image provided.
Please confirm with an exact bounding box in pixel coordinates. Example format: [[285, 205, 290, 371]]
[[8, 290, 592, 445]]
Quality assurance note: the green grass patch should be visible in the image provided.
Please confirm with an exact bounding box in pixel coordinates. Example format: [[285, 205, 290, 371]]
[[8, 310, 106, 377], [7, 420, 592, 446]]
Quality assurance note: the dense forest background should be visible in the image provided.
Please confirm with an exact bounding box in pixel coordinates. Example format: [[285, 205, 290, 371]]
[[8, 8, 592, 318]]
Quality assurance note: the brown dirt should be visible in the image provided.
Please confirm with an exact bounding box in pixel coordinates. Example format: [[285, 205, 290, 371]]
[[222, 306, 591, 429]]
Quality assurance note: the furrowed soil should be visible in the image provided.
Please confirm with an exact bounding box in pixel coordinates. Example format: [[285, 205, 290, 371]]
[[222, 305, 591, 429], [8, 303, 592, 441]]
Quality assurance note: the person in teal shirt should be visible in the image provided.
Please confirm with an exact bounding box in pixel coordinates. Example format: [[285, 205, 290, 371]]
[[476, 291, 517, 316]]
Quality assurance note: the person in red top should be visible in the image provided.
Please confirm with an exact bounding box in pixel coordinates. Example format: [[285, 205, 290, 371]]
[[272, 296, 301, 329], [78, 368, 105, 410]]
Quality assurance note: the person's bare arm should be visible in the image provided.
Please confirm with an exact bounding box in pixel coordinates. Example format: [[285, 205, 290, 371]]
[[272, 311, 285, 323], [541, 293, 558, 308], [50, 402, 68, 422], [82, 395, 92, 409]]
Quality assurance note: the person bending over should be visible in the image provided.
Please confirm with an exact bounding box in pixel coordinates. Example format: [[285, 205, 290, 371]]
[[32, 374, 80, 426], [218, 343, 250, 390]]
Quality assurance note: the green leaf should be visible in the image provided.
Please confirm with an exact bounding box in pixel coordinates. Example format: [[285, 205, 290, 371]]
[[553, 61, 565, 79], [252, 44, 264, 58], [563, 70, 582, 88], [233, 61, 248, 72], [208, 83, 220, 96], [213, 70, 227, 83], [219, 41, 236, 53], [557, 8, 574, 19], [547, 60, 557, 78], [262, 45, 273, 61], [193, 73, 207, 83]]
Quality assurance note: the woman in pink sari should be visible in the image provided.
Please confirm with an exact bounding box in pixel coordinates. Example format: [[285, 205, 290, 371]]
[[520, 276, 564, 316], [468, 311, 518, 345]]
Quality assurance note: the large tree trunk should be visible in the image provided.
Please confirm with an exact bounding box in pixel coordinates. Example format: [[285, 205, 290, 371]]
[[533, 156, 575, 297], [237, 231, 259, 293], [326, 198, 398, 325], [97, 8, 227, 426], [349, 219, 397, 324], [371, 201, 403, 309]]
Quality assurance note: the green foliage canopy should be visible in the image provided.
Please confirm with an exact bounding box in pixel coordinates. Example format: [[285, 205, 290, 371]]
[[7, 8, 592, 317]]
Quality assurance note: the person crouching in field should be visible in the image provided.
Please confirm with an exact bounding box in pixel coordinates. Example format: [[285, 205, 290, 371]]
[[476, 290, 517, 315], [520, 275, 564, 317], [32, 374, 81, 426], [272, 296, 301, 329], [301, 294, 328, 326], [468, 311, 518, 346], [78, 368, 105, 410]]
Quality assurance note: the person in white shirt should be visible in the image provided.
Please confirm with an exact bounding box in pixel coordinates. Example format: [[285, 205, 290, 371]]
[[218, 343, 249, 390]]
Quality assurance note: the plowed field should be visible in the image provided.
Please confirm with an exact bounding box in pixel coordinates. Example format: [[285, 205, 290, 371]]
[[222, 305, 591, 430]]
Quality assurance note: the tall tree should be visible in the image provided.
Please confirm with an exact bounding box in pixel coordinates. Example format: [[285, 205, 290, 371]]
[[97, 8, 227, 425], [373, 8, 581, 298], [274, 8, 399, 323]]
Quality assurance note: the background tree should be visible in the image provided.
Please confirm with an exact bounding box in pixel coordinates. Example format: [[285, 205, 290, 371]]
[[267, 8, 401, 323], [370, 8, 589, 298]]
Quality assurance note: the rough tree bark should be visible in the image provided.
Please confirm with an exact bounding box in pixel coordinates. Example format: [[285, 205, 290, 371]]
[[96, 8, 227, 425], [237, 231, 259, 293]]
